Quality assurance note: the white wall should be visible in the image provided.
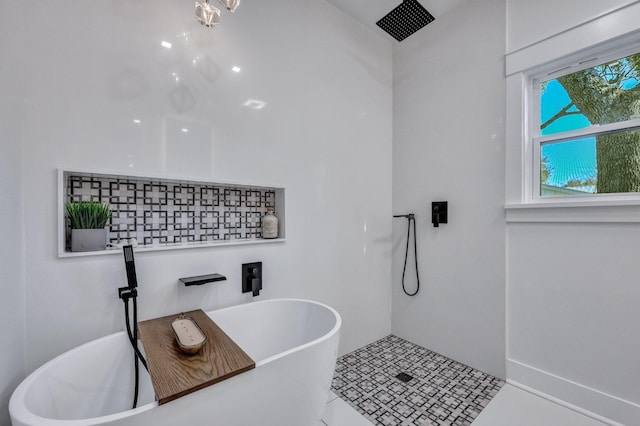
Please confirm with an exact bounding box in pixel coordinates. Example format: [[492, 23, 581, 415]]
[[0, 0, 26, 424], [391, 0, 506, 378], [507, 224, 640, 422], [18, 0, 393, 374], [506, 1, 640, 424], [506, 0, 638, 53]]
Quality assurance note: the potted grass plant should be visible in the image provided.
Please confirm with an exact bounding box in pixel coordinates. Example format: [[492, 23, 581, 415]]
[[66, 201, 112, 252]]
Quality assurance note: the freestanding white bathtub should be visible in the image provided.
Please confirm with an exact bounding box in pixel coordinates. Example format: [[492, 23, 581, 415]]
[[10, 299, 341, 426]]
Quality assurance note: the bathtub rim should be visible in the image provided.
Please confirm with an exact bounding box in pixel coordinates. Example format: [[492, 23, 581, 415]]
[[9, 329, 158, 426], [9, 298, 341, 426], [209, 298, 342, 368]]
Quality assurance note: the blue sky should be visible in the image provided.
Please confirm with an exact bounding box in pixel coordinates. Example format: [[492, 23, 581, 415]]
[[540, 80, 596, 188]]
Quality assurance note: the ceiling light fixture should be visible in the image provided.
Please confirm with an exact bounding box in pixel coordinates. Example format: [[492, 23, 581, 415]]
[[195, 0, 221, 28], [243, 99, 266, 110], [195, 0, 240, 28], [217, 0, 241, 13]]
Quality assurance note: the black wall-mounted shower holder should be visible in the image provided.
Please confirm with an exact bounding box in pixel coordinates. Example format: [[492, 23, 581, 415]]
[[432, 201, 448, 228]]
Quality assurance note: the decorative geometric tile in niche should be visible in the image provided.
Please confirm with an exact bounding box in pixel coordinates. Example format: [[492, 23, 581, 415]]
[[172, 210, 195, 231], [223, 227, 243, 240], [245, 190, 263, 208], [109, 181, 137, 205], [172, 233, 195, 244], [199, 211, 220, 230], [64, 172, 282, 250], [243, 229, 261, 239], [143, 234, 169, 246], [243, 211, 261, 239], [223, 211, 242, 229], [223, 188, 242, 208], [263, 191, 276, 207], [109, 209, 137, 240], [143, 183, 168, 206], [69, 176, 104, 201], [173, 185, 195, 206], [244, 211, 262, 229], [199, 186, 220, 207], [144, 211, 168, 232]]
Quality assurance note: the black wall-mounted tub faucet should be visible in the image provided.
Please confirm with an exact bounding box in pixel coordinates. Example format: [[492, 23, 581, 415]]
[[242, 262, 262, 297]]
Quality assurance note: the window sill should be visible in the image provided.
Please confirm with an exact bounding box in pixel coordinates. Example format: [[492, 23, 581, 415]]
[[504, 201, 640, 223]]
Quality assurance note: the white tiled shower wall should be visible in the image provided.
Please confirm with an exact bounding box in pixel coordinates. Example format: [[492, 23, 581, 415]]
[[0, 0, 26, 424], [391, 0, 506, 379], [4, 4, 392, 422]]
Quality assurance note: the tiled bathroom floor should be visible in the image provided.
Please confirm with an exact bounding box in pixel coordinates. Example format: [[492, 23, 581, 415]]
[[331, 335, 504, 426], [321, 391, 375, 426]]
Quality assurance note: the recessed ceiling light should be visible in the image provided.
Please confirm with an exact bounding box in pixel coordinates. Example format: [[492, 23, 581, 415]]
[[181, 128, 189, 133], [133, 119, 141, 124], [161, 41, 172, 49], [243, 99, 266, 110], [232, 66, 242, 73]]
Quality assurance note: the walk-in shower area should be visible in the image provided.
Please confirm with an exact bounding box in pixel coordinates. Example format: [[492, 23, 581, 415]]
[[332, 336, 504, 425]]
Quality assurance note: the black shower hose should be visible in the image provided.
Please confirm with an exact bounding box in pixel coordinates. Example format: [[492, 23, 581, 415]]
[[393, 214, 420, 296], [123, 296, 148, 409]]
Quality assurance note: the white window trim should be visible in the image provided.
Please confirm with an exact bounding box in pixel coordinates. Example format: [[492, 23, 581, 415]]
[[504, 8, 640, 222], [528, 44, 640, 204]]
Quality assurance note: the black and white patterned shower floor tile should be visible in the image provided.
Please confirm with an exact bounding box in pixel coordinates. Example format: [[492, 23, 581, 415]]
[[331, 335, 504, 426]]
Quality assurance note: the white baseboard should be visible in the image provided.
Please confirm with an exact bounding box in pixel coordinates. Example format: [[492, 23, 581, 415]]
[[506, 358, 640, 426]]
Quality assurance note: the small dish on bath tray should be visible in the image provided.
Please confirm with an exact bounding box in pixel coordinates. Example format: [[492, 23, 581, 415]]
[[171, 313, 207, 355]]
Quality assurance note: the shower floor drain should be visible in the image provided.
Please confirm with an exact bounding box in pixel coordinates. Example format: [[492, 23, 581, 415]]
[[395, 372, 414, 383]]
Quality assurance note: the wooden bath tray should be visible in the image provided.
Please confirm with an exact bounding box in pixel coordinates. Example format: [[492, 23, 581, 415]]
[[137, 309, 255, 404]]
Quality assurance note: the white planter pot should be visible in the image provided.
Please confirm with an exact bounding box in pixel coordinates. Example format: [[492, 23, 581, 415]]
[[71, 229, 107, 252]]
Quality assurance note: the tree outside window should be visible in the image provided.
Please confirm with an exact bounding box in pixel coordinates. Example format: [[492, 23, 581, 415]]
[[538, 51, 640, 196]]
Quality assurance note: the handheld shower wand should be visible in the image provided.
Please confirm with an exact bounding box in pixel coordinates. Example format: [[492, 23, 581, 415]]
[[123, 245, 138, 289], [118, 245, 148, 409], [393, 213, 420, 296]]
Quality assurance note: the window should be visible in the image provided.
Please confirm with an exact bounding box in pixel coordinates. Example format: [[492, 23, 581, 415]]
[[531, 48, 640, 199]]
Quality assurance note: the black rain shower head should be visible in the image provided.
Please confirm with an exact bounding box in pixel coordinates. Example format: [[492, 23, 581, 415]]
[[376, 0, 435, 42]]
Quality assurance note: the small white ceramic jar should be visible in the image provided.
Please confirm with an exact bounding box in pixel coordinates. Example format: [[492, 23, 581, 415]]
[[262, 207, 278, 239]]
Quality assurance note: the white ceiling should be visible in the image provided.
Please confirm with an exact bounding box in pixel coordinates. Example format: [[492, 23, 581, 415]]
[[325, 0, 470, 42]]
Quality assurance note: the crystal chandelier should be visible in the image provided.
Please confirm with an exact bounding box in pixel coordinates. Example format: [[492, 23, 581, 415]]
[[195, 0, 240, 28], [195, 0, 220, 28], [217, 0, 241, 13]]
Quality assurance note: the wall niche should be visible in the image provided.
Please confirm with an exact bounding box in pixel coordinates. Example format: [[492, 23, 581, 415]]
[[58, 169, 285, 257]]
